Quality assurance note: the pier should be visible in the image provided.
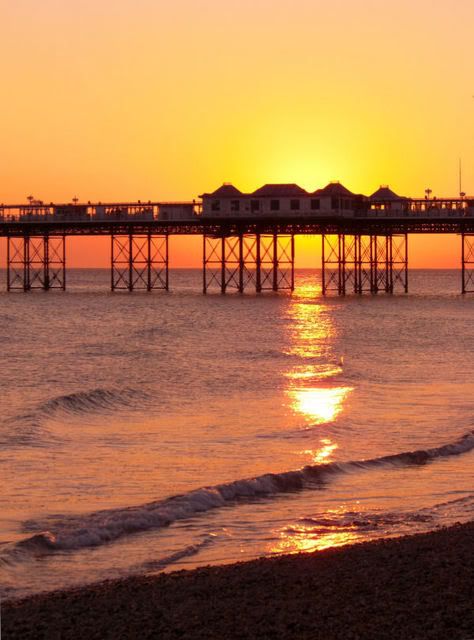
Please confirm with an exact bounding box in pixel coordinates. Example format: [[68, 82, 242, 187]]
[[1, 185, 474, 295]]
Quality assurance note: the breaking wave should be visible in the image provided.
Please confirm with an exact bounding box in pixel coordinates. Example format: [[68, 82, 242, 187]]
[[3, 430, 473, 561]]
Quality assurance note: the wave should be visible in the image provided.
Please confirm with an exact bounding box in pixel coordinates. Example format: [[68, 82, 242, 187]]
[[296, 510, 435, 533], [38, 387, 150, 418], [0, 387, 151, 449], [133, 535, 216, 573], [285, 493, 474, 542], [6, 387, 150, 428], [3, 430, 473, 560], [0, 415, 64, 449]]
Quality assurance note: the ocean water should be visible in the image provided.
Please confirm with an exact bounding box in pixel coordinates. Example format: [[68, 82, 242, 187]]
[[1, 268, 473, 600]]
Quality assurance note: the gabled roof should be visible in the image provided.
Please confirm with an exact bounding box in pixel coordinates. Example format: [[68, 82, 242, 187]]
[[313, 182, 355, 197], [201, 183, 242, 198], [370, 186, 405, 200], [251, 184, 308, 197]]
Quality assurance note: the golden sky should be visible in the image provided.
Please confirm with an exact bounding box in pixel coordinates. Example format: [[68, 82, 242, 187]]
[[1, 0, 473, 267]]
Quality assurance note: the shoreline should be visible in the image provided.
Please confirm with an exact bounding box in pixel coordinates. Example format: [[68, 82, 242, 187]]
[[3, 521, 474, 640]]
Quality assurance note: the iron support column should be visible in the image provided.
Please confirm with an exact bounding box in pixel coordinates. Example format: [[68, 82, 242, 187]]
[[6, 235, 65, 292], [128, 233, 133, 292], [386, 235, 393, 293], [165, 234, 169, 291], [391, 233, 408, 293], [321, 234, 326, 294], [256, 233, 262, 293], [112, 233, 168, 292], [461, 232, 474, 293], [322, 234, 345, 295], [202, 235, 207, 294], [238, 234, 244, 293], [272, 233, 278, 292], [290, 234, 295, 291]]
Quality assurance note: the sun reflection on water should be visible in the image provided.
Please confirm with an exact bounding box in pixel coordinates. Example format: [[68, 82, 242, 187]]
[[303, 438, 339, 464], [290, 386, 351, 424], [277, 279, 357, 552], [271, 525, 358, 555], [270, 505, 362, 556], [284, 282, 352, 426]]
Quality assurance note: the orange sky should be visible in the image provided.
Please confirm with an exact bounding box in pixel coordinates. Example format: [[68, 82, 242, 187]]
[[1, 0, 473, 268]]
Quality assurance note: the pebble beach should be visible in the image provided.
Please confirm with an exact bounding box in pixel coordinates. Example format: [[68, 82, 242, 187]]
[[3, 521, 474, 640]]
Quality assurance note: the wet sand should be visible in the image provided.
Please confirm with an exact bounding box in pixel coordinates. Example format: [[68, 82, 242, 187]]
[[3, 522, 474, 640]]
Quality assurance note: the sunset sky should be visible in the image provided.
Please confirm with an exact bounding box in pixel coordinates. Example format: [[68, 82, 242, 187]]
[[1, 0, 473, 267]]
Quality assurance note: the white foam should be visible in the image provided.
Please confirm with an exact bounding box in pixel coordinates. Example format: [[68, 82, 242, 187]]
[[6, 429, 473, 558]]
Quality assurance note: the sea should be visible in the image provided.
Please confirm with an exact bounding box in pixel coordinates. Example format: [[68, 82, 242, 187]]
[[1, 268, 473, 600]]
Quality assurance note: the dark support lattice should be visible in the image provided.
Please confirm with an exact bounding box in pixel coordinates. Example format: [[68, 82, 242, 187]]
[[111, 233, 168, 291], [355, 235, 372, 293], [203, 234, 294, 294], [321, 234, 343, 294], [322, 233, 408, 295], [461, 233, 474, 294], [391, 233, 408, 293], [7, 235, 66, 291]]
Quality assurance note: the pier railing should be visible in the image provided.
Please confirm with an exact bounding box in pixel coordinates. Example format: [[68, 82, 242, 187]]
[[0, 198, 473, 224]]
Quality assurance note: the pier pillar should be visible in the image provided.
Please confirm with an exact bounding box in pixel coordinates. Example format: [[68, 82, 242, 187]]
[[258, 234, 294, 292], [222, 236, 241, 293], [202, 235, 224, 293], [355, 235, 373, 294], [366, 235, 391, 294], [7, 235, 66, 291], [322, 234, 343, 294], [322, 233, 407, 295], [390, 234, 408, 293], [343, 235, 357, 294], [203, 234, 294, 294], [461, 233, 474, 294], [111, 233, 168, 291], [378, 235, 392, 293], [242, 234, 259, 292], [322, 234, 357, 295]]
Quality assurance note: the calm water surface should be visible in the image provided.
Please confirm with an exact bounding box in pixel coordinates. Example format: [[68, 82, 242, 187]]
[[1, 269, 473, 599]]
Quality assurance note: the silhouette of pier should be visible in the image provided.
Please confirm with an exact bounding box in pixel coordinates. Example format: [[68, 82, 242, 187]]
[[1, 193, 474, 294]]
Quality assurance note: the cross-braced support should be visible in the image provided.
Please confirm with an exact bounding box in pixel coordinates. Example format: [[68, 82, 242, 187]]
[[355, 235, 373, 293], [202, 235, 224, 293], [373, 235, 392, 293], [322, 233, 408, 295], [321, 234, 359, 294], [203, 234, 294, 294], [7, 235, 66, 291], [461, 233, 474, 294], [321, 234, 343, 294], [258, 234, 294, 292], [111, 233, 168, 291], [343, 235, 358, 293], [356, 235, 394, 294], [390, 233, 408, 293]]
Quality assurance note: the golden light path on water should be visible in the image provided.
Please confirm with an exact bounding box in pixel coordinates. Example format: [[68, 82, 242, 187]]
[[272, 508, 359, 555], [283, 281, 352, 430], [272, 281, 356, 555], [289, 387, 351, 426]]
